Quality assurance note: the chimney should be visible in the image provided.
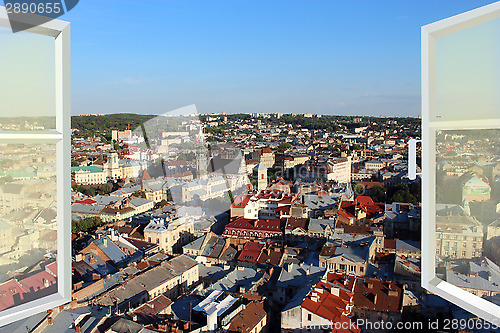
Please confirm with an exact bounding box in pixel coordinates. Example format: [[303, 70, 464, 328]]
[[47, 317, 53, 325], [103, 238, 108, 247]]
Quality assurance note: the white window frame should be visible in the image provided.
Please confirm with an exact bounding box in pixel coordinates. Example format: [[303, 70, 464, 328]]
[[421, 2, 500, 324], [0, 7, 71, 326]]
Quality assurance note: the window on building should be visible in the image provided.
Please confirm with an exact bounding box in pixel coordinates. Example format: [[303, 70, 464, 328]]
[[420, 2, 500, 324], [0, 11, 70, 326]]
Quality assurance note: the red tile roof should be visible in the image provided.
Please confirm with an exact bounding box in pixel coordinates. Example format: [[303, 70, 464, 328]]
[[339, 196, 384, 220], [237, 242, 264, 263], [301, 273, 355, 324], [19, 271, 57, 293], [75, 198, 97, 205], [0, 280, 28, 311], [46, 262, 57, 276], [134, 295, 172, 315], [285, 217, 308, 230], [231, 194, 252, 208], [352, 278, 403, 313]]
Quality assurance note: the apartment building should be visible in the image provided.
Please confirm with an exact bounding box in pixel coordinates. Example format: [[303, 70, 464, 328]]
[[144, 216, 195, 255], [96, 255, 199, 309], [436, 215, 484, 259], [71, 166, 107, 185]]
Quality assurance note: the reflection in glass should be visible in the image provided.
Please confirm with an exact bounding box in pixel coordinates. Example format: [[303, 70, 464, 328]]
[[436, 129, 500, 299], [0, 143, 58, 311], [0, 26, 56, 130], [434, 17, 500, 122]]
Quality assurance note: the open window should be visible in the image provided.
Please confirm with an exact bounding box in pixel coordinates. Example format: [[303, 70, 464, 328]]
[[0, 7, 70, 326], [421, 1, 500, 323]]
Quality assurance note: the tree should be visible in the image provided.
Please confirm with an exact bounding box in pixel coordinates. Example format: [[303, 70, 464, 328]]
[[371, 185, 387, 203], [133, 190, 147, 199], [72, 217, 104, 234], [84, 186, 96, 197], [98, 183, 112, 195], [277, 142, 292, 151], [154, 199, 169, 209], [386, 182, 419, 204]]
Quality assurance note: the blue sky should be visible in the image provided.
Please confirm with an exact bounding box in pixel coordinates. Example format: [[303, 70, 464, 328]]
[[62, 0, 498, 117]]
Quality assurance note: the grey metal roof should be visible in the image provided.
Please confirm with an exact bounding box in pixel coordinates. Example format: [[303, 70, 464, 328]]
[[71, 203, 104, 215], [308, 219, 334, 233], [97, 255, 197, 306], [446, 258, 500, 292], [82, 253, 117, 276], [385, 211, 410, 223], [0, 311, 48, 333], [303, 195, 339, 210], [198, 265, 232, 283], [129, 196, 153, 207], [211, 183, 228, 193], [93, 195, 123, 206], [94, 236, 128, 264], [436, 203, 469, 217], [111, 184, 141, 196], [395, 240, 421, 252], [109, 318, 144, 333], [39, 307, 103, 333], [333, 246, 368, 263], [183, 235, 207, 251], [219, 246, 238, 262], [212, 267, 264, 292], [277, 263, 325, 288], [191, 189, 207, 197], [194, 219, 214, 231]]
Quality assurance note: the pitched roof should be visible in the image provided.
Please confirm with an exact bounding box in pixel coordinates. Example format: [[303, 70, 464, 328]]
[[134, 295, 172, 315], [301, 273, 355, 323], [228, 301, 266, 333], [285, 217, 308, 230], [352, 278, 403, 313]]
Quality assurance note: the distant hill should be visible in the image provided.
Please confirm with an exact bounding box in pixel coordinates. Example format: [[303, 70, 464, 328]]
[[71, 113, 156, 141]]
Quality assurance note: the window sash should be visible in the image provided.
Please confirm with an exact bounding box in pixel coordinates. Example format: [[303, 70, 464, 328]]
[[422, 1, 500, 324], [0, 6, 70, 327]]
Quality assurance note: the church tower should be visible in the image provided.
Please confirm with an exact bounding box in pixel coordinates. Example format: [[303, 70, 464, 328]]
[[256, 163, 267, 191], [108, 150, 120, 180], [196, 149, 208, 179]]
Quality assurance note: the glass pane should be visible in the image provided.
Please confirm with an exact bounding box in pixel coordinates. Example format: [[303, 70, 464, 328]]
[[0, 26, 56, 131], [0, 142, 58, 311], [433, 17, 500, 122], [436, 129, 500, 298]]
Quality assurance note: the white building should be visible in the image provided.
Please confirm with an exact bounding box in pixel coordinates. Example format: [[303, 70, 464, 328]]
[[71, 166, 107, 185]]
